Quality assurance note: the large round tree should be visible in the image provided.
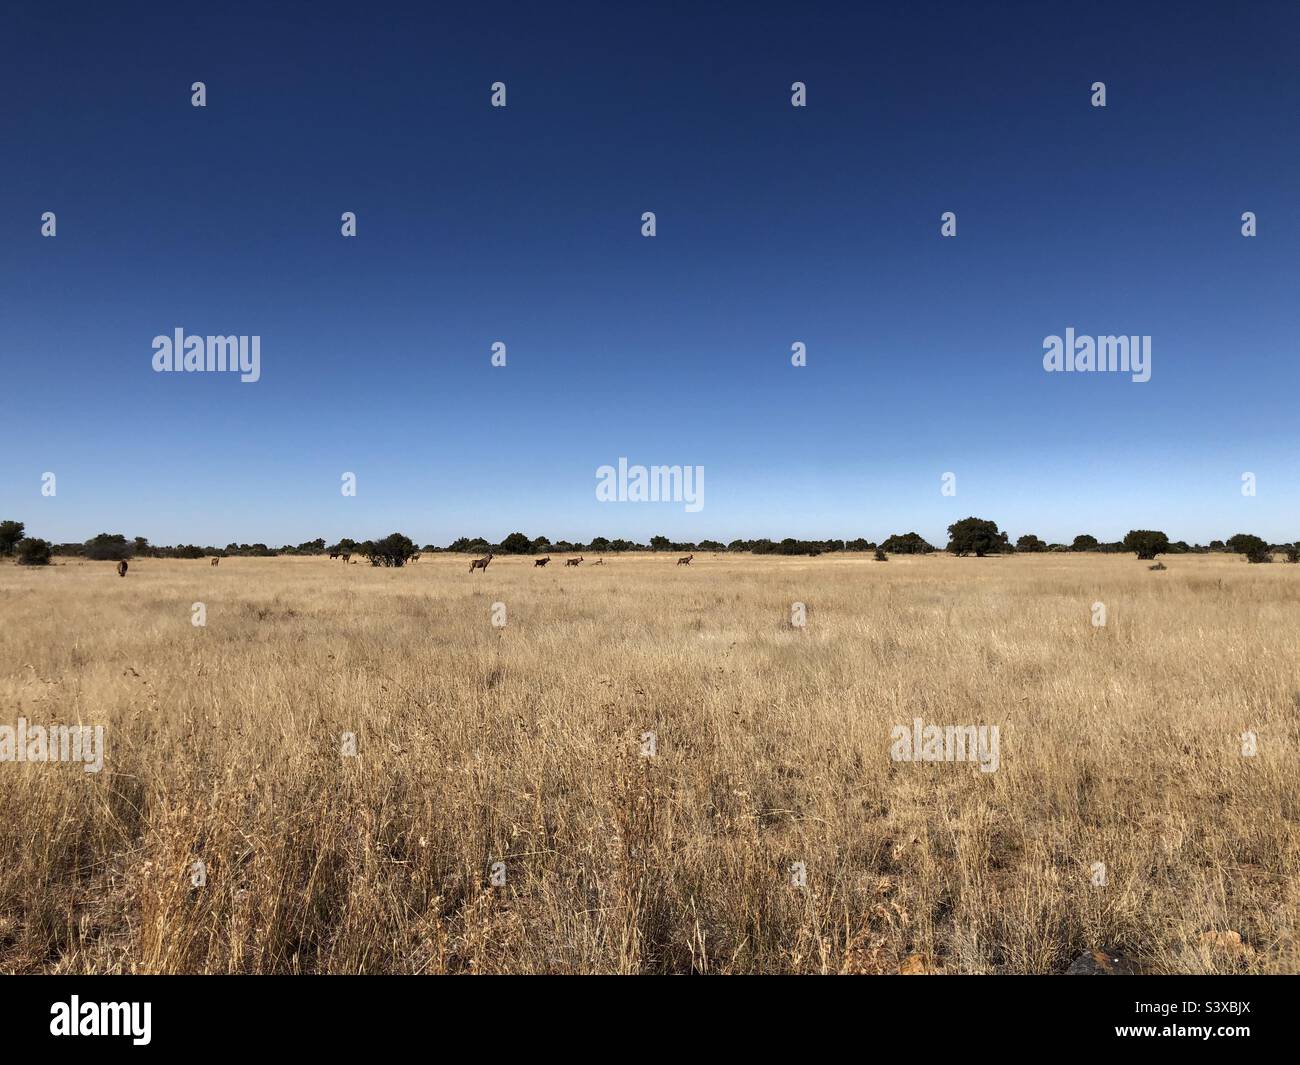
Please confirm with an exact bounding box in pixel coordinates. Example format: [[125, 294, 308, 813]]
[[947, 517, 1008, 557], [1123, 530, 1169, 561]]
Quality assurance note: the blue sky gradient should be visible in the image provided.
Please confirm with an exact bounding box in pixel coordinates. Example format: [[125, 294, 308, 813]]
[[3, 1, 1298, 547]]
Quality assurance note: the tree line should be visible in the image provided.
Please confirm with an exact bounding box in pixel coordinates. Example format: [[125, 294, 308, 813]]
[[3, 518, 1298, 567]]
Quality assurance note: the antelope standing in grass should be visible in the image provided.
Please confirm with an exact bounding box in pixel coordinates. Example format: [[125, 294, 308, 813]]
[[211, 557, 220, 566], [534, 556, 551, 567], [342, 553, 351, 563], [592, 558, 604, 565], [329, 551, 340, 560], [677, 554, 693, 565], [470, 553, 493, 573], [565, 556, 583, 567], [116, 560, 128, 577]]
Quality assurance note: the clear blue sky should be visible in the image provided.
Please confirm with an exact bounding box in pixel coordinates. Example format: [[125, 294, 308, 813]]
[[3, 1, 1298, 547]]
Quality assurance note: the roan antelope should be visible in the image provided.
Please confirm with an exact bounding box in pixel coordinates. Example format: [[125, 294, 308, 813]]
[[470, 553, 493, 573], [211, 557, 220, 567], [342, 553, 351, 563], [565, 556, 583, 567], [592, 558, 605, 565], [117, 560, 128, 578], [329, 551, 340, 560], [534, 557, 551, 567], [677, 554, 693, 565]]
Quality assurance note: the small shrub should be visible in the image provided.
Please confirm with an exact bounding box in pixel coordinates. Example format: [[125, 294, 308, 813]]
[[873, 548, 888, 562], [15, 538, 52, 566]]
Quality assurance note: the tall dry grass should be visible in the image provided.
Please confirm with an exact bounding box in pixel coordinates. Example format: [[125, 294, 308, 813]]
[[0, 552, 1296, 973]]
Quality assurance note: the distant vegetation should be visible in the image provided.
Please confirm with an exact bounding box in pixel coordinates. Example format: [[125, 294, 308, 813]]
[[4, 516, 1298, 564]]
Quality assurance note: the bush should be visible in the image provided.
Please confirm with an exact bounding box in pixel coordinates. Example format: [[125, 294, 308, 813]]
[[15, 538, 51, 565], [364, 533, 418, 567], [1070, 534, 1099, 551], [873, 548, 888, 562], [1016, 534, 1047, 553], [1284, 544, 1300, 564]]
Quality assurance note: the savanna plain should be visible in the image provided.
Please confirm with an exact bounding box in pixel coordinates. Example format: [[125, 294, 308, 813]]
[[1, 551, 1296, 974]]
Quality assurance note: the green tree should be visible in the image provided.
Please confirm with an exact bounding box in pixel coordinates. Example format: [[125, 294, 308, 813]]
[[1123, 529, 1170, 561], [0, 520, 25, 556], [649, 535, 671, 551], [1016, 534, 1047, 553], [947, 517, 1008, 557], [498, 532, 533, 554], [1227, 533, 1271, 563], [1071, 534, 1099, 551], [880, 532, 934, 554], [84, 533, 132, 561]]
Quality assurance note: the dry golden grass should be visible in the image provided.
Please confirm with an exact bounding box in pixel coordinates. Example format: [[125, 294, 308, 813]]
[[1, 551, 1297, 974]]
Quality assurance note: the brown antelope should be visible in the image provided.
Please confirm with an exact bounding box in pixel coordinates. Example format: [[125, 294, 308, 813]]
[[329, 551, 340, 560], [342, 553, 351, 563], [534, 556, 551, 567], [117, 560, 128, 577], [593, 558, 605, 565], [677, 554, 693, 565], [565, 556, 583, 567], [211, 557, 220, 567], [470, 553, 493, 573]]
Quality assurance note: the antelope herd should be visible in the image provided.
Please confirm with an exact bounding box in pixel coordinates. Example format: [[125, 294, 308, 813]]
[[111, 552, 699, 577]]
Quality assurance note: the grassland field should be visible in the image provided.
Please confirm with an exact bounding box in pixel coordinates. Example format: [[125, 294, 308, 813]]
[[1, 551, 1296, 973]]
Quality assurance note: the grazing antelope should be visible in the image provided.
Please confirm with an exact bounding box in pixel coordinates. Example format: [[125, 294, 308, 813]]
[[593, 558, 605, 565], [117, 560, 128, 578], [470, 553, 493, 573], [677, 554, 693, 565], [565, 556, 583, 567], [211, 557, 220, 567], [534, 556, 551, 567], [329, 551, 340, 560]]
